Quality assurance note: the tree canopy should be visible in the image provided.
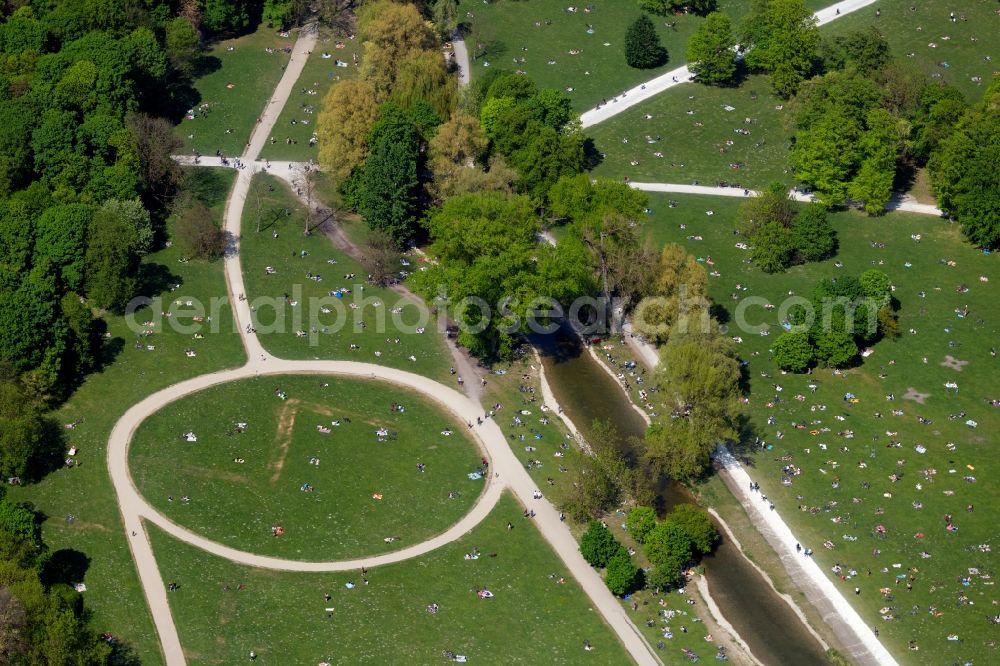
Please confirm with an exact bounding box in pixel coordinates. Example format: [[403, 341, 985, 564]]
[[741, 0, 819, 97], [413, 192, 592, 359], [686, 12, 737, 86], [625, 14, 667, 69], [928, 82, 1000, 249]]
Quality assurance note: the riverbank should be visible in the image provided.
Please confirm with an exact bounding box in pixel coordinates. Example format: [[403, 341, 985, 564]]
[[533, 343, 768, 665]]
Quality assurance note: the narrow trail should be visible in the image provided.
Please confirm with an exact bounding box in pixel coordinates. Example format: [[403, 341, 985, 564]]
[[580, 0, 880, 128]]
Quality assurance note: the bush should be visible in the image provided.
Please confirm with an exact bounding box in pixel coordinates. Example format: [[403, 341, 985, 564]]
[[580, 521, 626, 568], [625, 15, 667, 69]]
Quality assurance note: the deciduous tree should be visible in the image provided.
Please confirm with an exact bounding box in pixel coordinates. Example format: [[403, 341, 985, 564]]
[[773, 331, 814, 372], [687, 12, 736, 86], [668, 504, 718, 555], [317, 80, 379, 181]]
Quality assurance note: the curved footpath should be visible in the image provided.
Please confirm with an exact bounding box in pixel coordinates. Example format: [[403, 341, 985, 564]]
[[580, 0, 879, 129], [124, 24, 662, 666]]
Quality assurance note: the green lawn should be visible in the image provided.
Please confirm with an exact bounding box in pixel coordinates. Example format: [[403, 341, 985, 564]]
[[177, 26, 297, 156], [464, 0, 837, 112], [258, 29, 364, 162], [6, 168, 246, 665], [824, 0, 1000, 102], [130, 375, 485, 560], [240, 174, 454, 382], [628, 192, 1000, 664], [149, 494, 630, 664], [587, 75, 795, 188], [464, 0, 752, 112]]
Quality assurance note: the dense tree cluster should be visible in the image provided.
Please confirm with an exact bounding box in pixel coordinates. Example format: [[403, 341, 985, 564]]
[[736, 185, 837, 272], [547, 175, 657, 327], [639, 504, 718, 590], [579, 521, 642, 596], [412, 192, 592, 358], [773, 269, 896, 372], [789, 69, 908, 212], [0, 2, 213, 406], [477, 73, 584, 200]]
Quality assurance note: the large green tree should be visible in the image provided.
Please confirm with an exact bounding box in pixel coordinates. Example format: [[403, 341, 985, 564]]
[[644, 520, 692, 589], [605, 552, 642, 596], [686, 12, 736, 86], [358, 137, 419, 244], [928, 84, 1000, 249], [773, 331, 814, 372], [414, 192, 591, 358], [85, 198, 152, 311], [668, 504, 718, 555], [741, 0, 819, 97], [644, 328, 742, 480], [580, 521, 626, 568]]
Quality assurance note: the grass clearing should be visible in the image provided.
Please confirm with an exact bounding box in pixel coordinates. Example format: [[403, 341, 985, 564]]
[[240, 173, 453, 381], [630, 192, 999, 664], [6, 168, 245, 665], [258, 30, 363, 162], [177, 26, 296, 156], [824, 0, 1000, 102], [587, 75, 794, 188], [130, 375, 485, 560], [149, 493, 630, 664], [464, 0, 753, 112]]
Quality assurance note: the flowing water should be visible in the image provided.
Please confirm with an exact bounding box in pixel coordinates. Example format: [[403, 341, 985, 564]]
[[534, 332, 829, 665]]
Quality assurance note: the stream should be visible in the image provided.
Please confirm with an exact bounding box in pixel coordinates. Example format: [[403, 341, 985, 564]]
[[534, 332, 829, 665]]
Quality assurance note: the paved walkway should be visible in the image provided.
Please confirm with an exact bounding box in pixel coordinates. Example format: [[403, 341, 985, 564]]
[[126, 25, 661, 666], [629, 181, 943, 216], [714, 448, 899, 666], [452, 31, 471, 86], [580, 0, 879, 128]]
